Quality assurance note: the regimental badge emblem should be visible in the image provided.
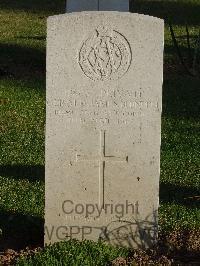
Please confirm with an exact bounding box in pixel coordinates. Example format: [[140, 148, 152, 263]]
[[79, 26, 132, 81]]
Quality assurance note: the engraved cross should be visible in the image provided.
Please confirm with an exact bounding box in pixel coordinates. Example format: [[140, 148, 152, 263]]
[[76, 130, 128, 208]]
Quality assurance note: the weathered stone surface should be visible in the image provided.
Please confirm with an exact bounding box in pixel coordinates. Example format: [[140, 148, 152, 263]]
[[66, 0, 129, 12], [45, 12, 164, 248]]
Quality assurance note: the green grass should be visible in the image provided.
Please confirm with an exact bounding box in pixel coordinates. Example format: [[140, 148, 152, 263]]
[[16, 240, 129, 266], [160, 77, 200, 230], [0, 0, 200, 264]]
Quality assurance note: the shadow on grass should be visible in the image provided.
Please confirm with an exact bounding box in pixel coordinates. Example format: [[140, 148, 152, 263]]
[[0, 210, 43, 251], [162, 76, 200, 119], [0, 0, 65, 14], [0, 43, 45, 80], [164, 44, 199, 76], [0, 165, 44, 182], [160, 182, 200, 208], [131, 0, 200, 26], [165, 44, 198, 58], [18, 35, 46, 41]]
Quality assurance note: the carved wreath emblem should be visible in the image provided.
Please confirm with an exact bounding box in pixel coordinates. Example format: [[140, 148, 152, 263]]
[[79, 26, 132, 81]]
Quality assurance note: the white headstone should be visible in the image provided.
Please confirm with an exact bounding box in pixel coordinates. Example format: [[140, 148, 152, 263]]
[[66, 0, 98, 12], [100, 0, 129, 11], [45, 12, 164, 248], [66, 0, 129, 12]]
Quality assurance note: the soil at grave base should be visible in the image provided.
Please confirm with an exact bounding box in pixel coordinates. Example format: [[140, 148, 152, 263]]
[[112, 229, 200, 265], [0, 230, 200, 266]]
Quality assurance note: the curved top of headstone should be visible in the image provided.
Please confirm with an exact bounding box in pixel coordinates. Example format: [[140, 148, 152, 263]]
[[66, 0, 129, 12], [48, 11, 163, 24]]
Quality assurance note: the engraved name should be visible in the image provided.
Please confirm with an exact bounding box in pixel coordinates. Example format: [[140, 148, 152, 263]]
[[48, 88, 160, 125]]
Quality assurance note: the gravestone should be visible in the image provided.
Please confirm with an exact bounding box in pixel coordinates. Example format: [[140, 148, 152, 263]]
[[66, 0, 98, 12], [45, 11, 164, 248], [66, 0, 129, 12]]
